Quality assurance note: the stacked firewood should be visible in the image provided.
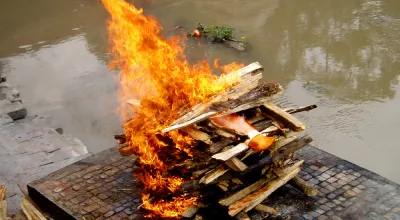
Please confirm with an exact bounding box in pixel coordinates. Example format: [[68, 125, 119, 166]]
[[125, 62, 318, 219]]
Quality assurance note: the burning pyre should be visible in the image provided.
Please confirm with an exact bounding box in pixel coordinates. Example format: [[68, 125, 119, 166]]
[[102, 0, 244, 217], [103, 0, 318, 219]]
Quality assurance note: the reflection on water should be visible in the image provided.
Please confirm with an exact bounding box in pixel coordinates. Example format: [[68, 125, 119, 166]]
[[1, 0, 400, 183]]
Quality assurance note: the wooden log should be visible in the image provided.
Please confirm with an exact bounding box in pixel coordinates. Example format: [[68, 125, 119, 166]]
[[254, 204, 278, 215], [0, 185, 7, 220], [21, 196, 47, 220], [290, 176, 319, 197], [180, 126, 213, 145], [225, 157, 248, 171], [228, 167, 300, 216], [182, 205, 199, 218], [235, 212, 250, 220], [271, 135, 313, 163], [199, 165, 229, 184], [212, 143, 249, 161], [260, 102, 306, 132]]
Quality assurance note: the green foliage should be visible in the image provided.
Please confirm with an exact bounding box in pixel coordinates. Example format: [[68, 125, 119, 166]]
[[196, 23, 235, 42]]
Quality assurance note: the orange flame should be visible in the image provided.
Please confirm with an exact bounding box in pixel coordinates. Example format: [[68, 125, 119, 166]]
[[102, 0, 243, 217]]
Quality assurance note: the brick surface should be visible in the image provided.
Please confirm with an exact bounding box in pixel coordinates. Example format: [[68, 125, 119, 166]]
[[28, 146, 400, 220]]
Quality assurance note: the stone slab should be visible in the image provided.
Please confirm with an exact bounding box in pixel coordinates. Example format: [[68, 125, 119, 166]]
[[27, 144, 400, 219], [0, 121, 90, 214]]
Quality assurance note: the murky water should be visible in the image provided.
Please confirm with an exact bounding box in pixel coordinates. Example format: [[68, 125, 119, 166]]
[[1, 0, 400, 183]]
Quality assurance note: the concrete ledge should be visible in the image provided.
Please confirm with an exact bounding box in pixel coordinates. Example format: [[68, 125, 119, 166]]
[[0, 122, 90, 214]]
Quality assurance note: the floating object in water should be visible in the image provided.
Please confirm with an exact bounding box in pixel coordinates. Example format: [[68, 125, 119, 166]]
[[193, 29, 201, 37]]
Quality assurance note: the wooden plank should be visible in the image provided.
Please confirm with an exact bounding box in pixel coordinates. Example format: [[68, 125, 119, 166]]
[[212, 143, 249, 161], [199, 165, 229, 184], [180, 126, 212, 145], [260, 102, 306, 132], [225, 157, 248, 171]]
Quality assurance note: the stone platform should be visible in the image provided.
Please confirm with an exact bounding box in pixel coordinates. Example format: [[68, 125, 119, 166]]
[[28, 146, 400, 220]]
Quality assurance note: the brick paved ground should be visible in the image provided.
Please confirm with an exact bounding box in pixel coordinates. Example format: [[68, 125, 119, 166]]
[[28, 145, 400, 220]]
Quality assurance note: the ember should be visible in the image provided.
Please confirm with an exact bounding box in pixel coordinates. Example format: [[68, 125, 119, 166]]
[[103, 0, 318, 218]]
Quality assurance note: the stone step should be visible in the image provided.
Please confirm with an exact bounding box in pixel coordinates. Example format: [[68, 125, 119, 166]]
[[0, 99, 27, 120]]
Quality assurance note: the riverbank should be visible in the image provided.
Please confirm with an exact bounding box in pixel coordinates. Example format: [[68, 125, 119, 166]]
[[0, 75, 90, 216]]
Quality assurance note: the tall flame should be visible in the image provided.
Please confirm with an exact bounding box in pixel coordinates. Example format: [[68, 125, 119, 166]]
[[102, 0, 243, 217]]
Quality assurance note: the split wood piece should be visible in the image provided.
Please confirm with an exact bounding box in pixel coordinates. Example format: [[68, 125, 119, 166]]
[[227, 161, 302, 216], [225, 157, 248, 171], [182, 205, 199, 218], [271, 135, 313, 163], [290, 176, 319, 197], [207, 139, 235, 154], [212, 143, 249, 161], [162, 62, 264, 133], [0, 185, 7, 220], [228, 167, 300, 216], [219, 159, 303, 206], [206, 122, 238, 139], [18, 185, 47, 220], [254, 204, 278, 215], [252, 104, 317, 131], [260, 102, 306, 132], [193, 168, 212, 178], [194, 214, 204, 220], [180, 126, 213, 145], [126, 99, 141, 107], [215, 129, 237, 138], [274, 160, 304, 178], [269, 135, 298, 153], [211, 81, 284, 115], [199, 165, 229, 184], [244, 168, 301, 212], [235, 212, 250, 220], [246, 115, 265, 124], [219, 177, 268, 206], [21, 197, 47, 220]]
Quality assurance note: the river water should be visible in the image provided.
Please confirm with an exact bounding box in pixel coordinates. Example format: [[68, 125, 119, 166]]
[[1, 0, 399, 184]]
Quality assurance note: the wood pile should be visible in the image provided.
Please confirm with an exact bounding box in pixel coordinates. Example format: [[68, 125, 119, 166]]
[[123, 62, 318, 219]]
